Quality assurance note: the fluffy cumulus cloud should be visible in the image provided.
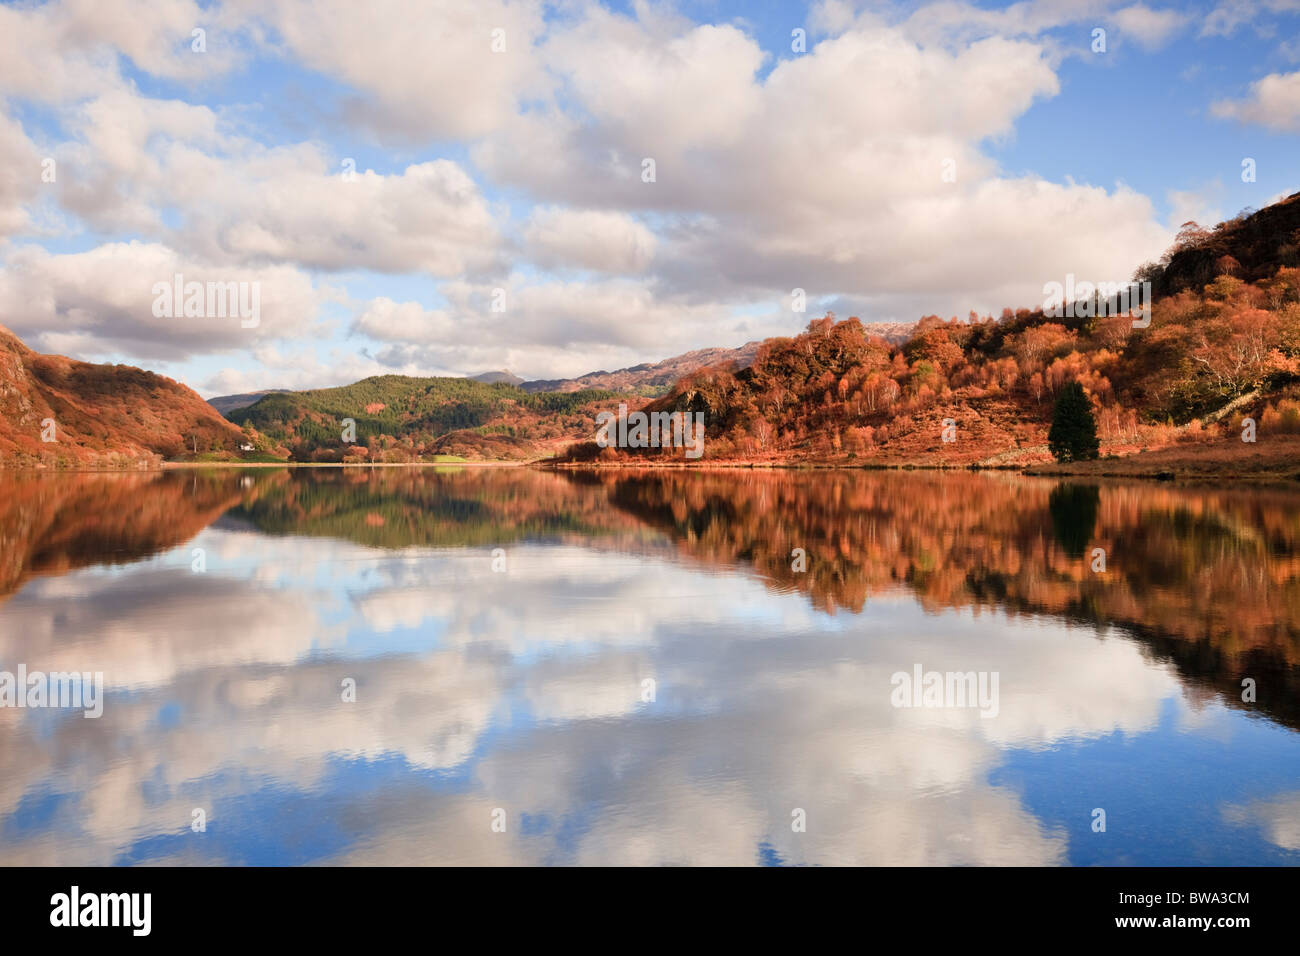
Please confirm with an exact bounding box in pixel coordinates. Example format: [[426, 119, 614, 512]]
[[1111, 3, 1186, 48], [46, 88, 504, 275], [523, 207, 657, 274], [0, 242, 322, 360], [472, 8, 1172, 327], [0, 0, 250, 104], [0, 0, 1276, 383], [1213, 70, 1300, 132], [238, 0, 550, 140], [0, 111, 43, 237], [349, 275, 777, 380]]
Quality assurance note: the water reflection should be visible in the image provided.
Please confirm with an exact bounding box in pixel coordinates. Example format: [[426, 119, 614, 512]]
[[1048, 483, 1099, 559], [0, 467, 1297, 865]]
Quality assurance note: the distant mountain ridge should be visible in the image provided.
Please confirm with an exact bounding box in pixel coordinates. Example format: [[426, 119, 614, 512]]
[[471, 370, 525, 386], [208, 389, 291, 416], [520, 343, 763, 395], [517, 325, 915, 394], [210, 326, 918, 418], [522, 326, 915, 395]]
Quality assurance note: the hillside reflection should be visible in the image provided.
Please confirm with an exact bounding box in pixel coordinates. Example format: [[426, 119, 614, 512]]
[[594, 469, 1300, 729], [2, 466, 1299, 865], [1, 466, 1297, 729]]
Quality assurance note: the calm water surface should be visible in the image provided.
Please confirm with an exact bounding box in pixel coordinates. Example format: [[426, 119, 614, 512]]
[[1, 467, 1298, 865]]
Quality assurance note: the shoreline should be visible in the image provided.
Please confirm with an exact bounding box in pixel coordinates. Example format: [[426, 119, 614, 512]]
[[159, 460, 526, 469], [2, 438, 1297, 482]]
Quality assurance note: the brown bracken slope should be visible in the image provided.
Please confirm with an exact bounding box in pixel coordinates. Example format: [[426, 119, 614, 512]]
[[0, 323, 249, 467]]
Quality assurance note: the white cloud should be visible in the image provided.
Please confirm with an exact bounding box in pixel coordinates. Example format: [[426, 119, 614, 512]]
[[0, 109, 43, 237], [0, 1, 1210, 381], [0, 242, 323, 360], [47, 88, 505, 274], [468, 9, 1171, 333], [350, 276, 771, 380], [1201, 0, 1300, 38], [351, 297, 457, 348], [523, 207, 657, 273], [1212, 69, 1300, 132], [0, 0, 250, 103], [199, 346, 402, 396], [545, 15, 766, 156], [244, 0, 549, 140], [180, 158, 504, 275], [1166, 185, 1225, 233], [1112, 4, 1186, 49]]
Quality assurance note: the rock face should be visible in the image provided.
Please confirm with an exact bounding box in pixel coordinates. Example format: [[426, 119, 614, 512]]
[[0, 323, 248, 467]]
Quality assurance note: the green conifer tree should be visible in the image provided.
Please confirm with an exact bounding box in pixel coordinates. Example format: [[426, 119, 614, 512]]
[[1048, 381, 1100, 462]]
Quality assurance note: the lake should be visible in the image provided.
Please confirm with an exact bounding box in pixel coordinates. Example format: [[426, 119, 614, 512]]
[[1, 466, 1298, 865]]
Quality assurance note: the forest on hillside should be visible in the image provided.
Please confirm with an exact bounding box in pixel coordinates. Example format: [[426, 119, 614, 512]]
[[567, 199, 1300, 467], [230, 375, 620, 462]]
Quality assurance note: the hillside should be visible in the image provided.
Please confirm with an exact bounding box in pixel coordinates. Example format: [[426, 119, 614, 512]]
[[1151, 190, 1300, 294], [563, 195, 1300, 468], [0, 324, 255, 468], [216, 331, 918, 462], [9, 188, 1299, 471], [210, 341, 796, 420], [229, 374, 627, 462]]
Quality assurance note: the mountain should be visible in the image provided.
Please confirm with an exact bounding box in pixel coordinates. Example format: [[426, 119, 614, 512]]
[[564, 195, 1300, 468], [213, 331, 921, 462], [208, 389, 291, 416], [520, 342, 763, 395], [471, 370, 525, 386], [9, 189, 1298, 472], [0, 324, 254, 467], [231, 323, 923, 463], [229, 374, 623, 462]]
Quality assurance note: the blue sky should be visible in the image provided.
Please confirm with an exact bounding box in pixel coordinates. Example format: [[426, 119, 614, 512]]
[[1, 0, 1298, 396]]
